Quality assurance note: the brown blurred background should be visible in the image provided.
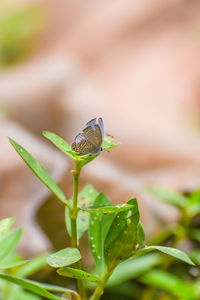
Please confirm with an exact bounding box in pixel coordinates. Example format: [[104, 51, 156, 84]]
[[1, 0, 200, 256]]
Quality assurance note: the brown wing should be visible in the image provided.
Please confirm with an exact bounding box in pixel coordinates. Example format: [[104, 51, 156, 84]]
[[72, 135, 97, 155], [83, 125, 102, 148]]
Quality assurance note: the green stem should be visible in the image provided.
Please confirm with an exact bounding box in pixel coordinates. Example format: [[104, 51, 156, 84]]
[[90, 269, 112, 300], [70, 160, 87, 300]]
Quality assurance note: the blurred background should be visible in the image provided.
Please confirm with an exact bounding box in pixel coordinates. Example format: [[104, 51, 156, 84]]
[[0, 0, 200, 276]]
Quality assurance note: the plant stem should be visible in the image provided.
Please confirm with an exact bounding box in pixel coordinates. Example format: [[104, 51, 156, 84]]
[[70, 160, 87, 300], [90, 270, 111, 300]]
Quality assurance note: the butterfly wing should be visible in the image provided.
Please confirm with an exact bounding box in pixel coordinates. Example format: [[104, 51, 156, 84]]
[[86, 118, 104, 139], [86, 118, 97, 129], [98, 117, 104, 138], [83, 125, 102, 149], [71, 117, 104, 155], [72, 133, 97, 155]]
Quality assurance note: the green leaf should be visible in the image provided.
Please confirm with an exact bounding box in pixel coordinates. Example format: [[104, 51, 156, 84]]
[[65, 184, 98, 239], [136, 222, 145, 247], [46, 248, 81, 268], [102, 137, 120, 151], [81, 203, 134, 214], [140, 269, 196, 299], [9, 138, 70, 208], [0, 274, 62, 300], [104, 198, 140, 268], [89, 193, 115, 277], [17, 253, 48, 277], [186, 197, 200, 218], [57, 267, 101, 282], [190, 249, 200, 265], [0, 217, 15, 240], [35, 282, 80, 299], [107, 253, 162, 287], [136, 246, 195, 265], [190, 189, 200, 199], [0, 229, 22, 262], [0, 251, 22, 265], [0, 259, 28, 269], [42, 131, 77, 160], [148, 185, 187, 208], [14, 289, 42, 300]]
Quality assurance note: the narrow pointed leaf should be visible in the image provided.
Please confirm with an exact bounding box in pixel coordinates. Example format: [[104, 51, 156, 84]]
[[0, 229, 22, 262], [0, 259, 28, 269], [89, 193, 115, 277], [136, 246, 195, 265], [0, 274, 62, 300], [186, 197, 200, 218], [107, 253, 162, 287], [14, 289, 41, 300], [0, 217, 15, 240], [37, 283, 80, 300], [43, 131, 77, 160], [81, 203, 134, 214], [78, 137, 120, 167], [46, 248, 81, 268], [9, 138, 69, 208], [190, 249, 200, 265], [17, 253, 48, 277], [57, 267, 101, 282], [65, 185, 98, 239], [148, 185, 187, 207], [102, 137, 120, 151], [140, 269, 196, 299]]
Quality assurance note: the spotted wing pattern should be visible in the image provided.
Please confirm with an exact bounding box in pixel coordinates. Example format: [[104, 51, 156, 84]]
[[71, 117, 104, 155], [72, 133, 97, 155]]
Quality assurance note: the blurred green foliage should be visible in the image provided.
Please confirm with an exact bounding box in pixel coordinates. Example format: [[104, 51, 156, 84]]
[[0, 217, 49, 300], [0, 1, 45, 66]]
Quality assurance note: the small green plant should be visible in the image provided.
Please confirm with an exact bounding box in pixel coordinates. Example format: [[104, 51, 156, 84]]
[[138, 185, 200, 299], [0, 217, 53, 300], [2, 122, 196, 300]]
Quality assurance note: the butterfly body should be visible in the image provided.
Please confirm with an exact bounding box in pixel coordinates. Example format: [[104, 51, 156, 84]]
[[71, 118, 104, 155]]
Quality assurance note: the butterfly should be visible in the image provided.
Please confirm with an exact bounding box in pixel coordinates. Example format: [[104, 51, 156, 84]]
[[71, 118, 104, 155]]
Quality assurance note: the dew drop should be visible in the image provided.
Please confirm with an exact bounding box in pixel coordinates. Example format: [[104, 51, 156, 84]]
[[127, 211, 132, 218]]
